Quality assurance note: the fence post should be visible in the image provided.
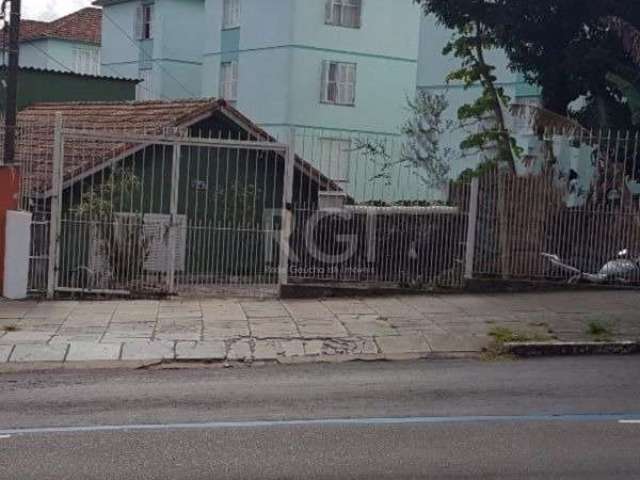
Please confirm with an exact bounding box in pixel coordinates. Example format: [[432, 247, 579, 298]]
[[0, 164, 21, 295], [464, 177, 480, 280], [278, 128, 296, 291], [46, 112, 64, 298], [166, 142, 181, 293]]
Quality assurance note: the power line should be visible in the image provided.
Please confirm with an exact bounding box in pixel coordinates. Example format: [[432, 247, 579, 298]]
[[102, 10, 199, 99], [24, 40, 73, 72], [99, 62, 171, 101], [22, 40, 168, 100]]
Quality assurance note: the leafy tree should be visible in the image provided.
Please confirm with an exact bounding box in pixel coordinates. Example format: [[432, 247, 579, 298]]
[[444, 22, 518, 173], [415, 0, 640, 129], [354, 91, 455, 190], [400, 91, 454, 188], [605, 17, 640, 127], [414, 1, 520, 173]]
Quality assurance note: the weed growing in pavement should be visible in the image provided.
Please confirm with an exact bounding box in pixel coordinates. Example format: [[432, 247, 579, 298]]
[[483, 326, 554, 361], [586, 320, 614, 342], [488, 326, 552, 344]]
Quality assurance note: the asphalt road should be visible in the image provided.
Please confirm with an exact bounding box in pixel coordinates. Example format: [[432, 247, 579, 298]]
[[1, 357, 640, 479]]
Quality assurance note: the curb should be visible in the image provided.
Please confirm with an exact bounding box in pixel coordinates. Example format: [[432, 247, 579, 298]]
[[0, 351, 484, 374], [503, 341, 640, 358], [279, 281, 629, 299]]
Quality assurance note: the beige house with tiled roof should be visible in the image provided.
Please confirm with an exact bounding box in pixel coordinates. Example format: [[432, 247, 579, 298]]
[[1, 7, 102, 76]]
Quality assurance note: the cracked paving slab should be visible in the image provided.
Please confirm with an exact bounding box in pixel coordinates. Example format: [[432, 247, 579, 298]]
[[175, 341, 226, 361], [10, 344, 68, 363], [66, 342, 122, 362], [294, 318, 350, 338], [1, 291, 638, 366], [249, 317, 299, 338], [375, 335, 431, 356], [253, 339, 305, 360], [120, 341, 176, 361], [304, 337, 378, 357]]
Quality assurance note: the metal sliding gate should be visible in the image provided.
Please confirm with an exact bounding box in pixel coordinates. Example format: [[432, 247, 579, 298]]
[[45, 120, 294, 297]]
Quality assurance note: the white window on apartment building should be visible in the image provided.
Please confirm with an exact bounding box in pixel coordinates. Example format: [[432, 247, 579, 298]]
[[319, 138, 351, 183], [73, 47, 101, 76], [222, 0, 240, 29], [136, 68, 154, 100], [321, 61, 356, 106], [325, 0, 362, 28], [219, 61, 238, 101], [135, 3, 154, 40]]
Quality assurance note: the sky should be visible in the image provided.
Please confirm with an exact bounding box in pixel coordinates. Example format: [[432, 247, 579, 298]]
[[23, 0, 95, 21]]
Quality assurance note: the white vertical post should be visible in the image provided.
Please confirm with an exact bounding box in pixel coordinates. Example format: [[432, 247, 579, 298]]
[[46, 112, 63, 298], [167, 142, 181, 293], [3, 210, 32, 299], [278, 128, 295, 288], [464, 177, 480, 280]]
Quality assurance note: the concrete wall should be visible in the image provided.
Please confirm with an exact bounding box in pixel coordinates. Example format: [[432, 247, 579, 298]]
[[3, 210, 31, 299], [0, 167, 20, 295], [14, 39, 100, 75], [101, 0, 421, 135], [102, 0, 204, 99], [202, 0, 420, 137], [100, 1, 140, 80], [290, 0, 419, 58], [18, 39, 52, 70], [417, 16, 517, 89], [153, 0, 204, 99]]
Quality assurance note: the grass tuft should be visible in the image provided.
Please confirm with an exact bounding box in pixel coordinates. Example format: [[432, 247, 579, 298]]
[[488, 326, 552, 344], [483, 326, 554, 361], [586, 320, 614, 342]]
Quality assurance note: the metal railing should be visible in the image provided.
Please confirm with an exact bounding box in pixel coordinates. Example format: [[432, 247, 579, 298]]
[[48, 124, 290, 297], [286, 128, 470, 288], [472, 128, 640, 284], [11, 117, 640, 296]]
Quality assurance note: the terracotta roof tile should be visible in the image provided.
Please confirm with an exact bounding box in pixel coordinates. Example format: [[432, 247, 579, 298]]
[[16, 99, 230, 193], [2, 7, 101, 46], [14, 99, 339, 197]]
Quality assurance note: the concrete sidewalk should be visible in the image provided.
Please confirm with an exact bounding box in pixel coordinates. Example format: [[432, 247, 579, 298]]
[[0, 291, 639, 367]]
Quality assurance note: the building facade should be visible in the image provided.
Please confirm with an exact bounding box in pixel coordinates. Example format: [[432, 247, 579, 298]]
[[97, 0, 205, 101], [1, 8, 102, 76], [202, 0, 420, 140], [98, 0, 420, 140], [95, 3, 543, 197]]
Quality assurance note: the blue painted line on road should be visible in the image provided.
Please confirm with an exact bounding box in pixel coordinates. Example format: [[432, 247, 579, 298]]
[[2, 414, 640, 436]]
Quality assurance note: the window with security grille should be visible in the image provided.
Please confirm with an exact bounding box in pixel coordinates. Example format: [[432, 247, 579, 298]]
[[223, 0, 241, 29], [319, 138, 351, 183], [73, 47, 101, 76], [135, 3, 154, 40], [219, 61, 238, 101], [325, 0, 362, 28], [321, 61, 356, 106], [136, 68, 154, 100]]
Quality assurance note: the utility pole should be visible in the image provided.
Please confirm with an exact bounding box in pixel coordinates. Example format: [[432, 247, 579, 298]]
[[3, 0, 20, 165]]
